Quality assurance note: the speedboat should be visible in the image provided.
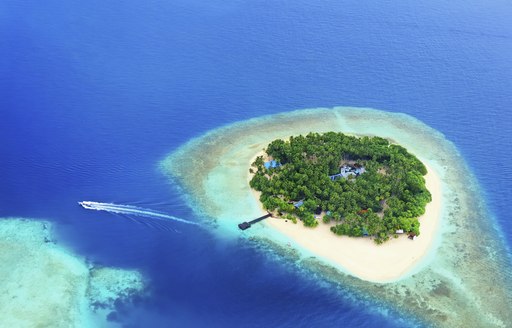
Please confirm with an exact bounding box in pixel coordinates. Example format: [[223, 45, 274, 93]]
[[78, 201, 95, 209]]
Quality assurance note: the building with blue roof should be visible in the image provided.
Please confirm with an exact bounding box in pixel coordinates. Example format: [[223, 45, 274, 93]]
[[264, 160, 281, 169]]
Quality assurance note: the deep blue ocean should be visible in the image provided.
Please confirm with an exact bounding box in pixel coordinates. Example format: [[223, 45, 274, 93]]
[[1, 0, 511, 327]]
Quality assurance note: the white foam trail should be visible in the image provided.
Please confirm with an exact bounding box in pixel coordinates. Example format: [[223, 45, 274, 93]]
[[79, 201, 198, 226]]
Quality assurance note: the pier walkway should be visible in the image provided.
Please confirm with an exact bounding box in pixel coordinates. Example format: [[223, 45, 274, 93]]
[[238, 213, 272, 230]]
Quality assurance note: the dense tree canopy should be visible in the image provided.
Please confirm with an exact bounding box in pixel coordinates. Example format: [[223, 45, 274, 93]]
[[249, 132, 431, 244]]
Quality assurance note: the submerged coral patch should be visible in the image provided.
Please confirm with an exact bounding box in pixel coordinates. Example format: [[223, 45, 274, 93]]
[[0, 218, 145, 327]]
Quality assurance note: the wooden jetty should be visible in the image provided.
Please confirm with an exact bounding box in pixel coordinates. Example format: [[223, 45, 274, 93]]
[[238, 212, 272, 230]]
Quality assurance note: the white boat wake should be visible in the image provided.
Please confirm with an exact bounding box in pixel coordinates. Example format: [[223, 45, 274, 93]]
[[79, 201, 198, 226]]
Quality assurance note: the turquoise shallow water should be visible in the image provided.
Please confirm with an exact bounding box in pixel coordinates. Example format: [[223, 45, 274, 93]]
[[1, 0, 512, 326]]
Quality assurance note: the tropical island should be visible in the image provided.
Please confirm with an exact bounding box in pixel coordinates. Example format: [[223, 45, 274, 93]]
[[162, 107, 512, 326], [249, 132, 432, 244]]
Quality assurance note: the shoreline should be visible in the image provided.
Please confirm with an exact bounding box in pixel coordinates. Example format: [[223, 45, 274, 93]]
[[247, 148, 443, 283]]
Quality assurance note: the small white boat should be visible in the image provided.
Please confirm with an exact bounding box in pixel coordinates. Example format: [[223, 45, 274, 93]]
[[78, 201, 96, 209]]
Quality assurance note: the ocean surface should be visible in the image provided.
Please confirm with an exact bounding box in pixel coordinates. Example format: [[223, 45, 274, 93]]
[[1, 0, 511, 327]]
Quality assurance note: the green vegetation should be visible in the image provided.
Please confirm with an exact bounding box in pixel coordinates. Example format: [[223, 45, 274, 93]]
[[249, 132, 431, 244]]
